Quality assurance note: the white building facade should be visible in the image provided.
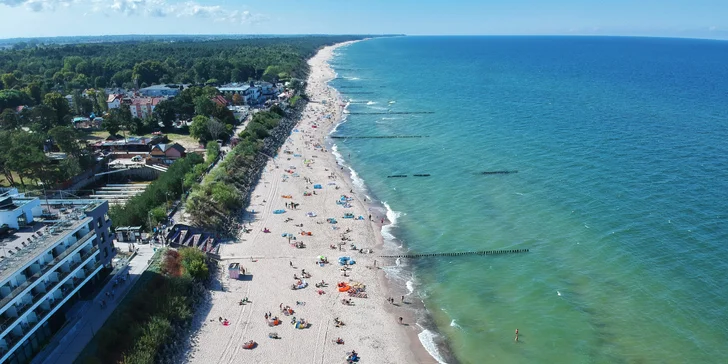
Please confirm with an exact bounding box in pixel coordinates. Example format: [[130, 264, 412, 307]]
[[0, 194, 114, 363]]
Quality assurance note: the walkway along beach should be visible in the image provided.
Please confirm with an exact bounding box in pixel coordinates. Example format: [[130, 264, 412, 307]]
[[182, 41, 440, 364]]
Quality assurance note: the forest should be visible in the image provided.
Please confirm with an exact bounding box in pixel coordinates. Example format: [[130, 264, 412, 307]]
[[0, 36, 363, 94], [0, 36, 364, 189]]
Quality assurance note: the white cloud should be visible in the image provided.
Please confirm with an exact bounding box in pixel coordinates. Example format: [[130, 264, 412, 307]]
[[175, 1, 221, 18], [6, 0, 269, 24], [0, 0, 27, 7], [1, 0, 78, 12], [219, 9, 268, 24]]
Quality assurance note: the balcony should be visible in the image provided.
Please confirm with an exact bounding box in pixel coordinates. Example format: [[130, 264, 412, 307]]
[[0, 231, 95, 310], [0, 246, 98, 336], [0, 259, 103, 363]]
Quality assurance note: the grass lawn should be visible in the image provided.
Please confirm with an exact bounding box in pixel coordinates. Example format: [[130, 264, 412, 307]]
[[163, 132, 201, 150]]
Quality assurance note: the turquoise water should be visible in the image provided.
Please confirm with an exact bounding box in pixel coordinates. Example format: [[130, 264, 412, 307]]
[[328, 36, 728, 364]]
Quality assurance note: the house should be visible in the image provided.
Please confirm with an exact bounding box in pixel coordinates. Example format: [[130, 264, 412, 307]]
[[138, 84, 183, 97], [210, 95, 228, 107], [129, 97, 163, 119], [256, 82, 279, 101], [107, 94, 123, 109], [150, 143, 186, 162], [217, 83, 260, 105]]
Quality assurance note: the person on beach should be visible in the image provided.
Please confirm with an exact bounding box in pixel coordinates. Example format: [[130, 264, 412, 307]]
[[399, 317, 404, 324]]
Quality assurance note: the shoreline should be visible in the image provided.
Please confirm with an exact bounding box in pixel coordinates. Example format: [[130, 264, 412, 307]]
[[323, 44, 455, 364], [181, 40, 435, 364]]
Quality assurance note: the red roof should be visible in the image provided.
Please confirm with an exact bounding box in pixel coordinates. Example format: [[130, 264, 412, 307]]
[[211, 95, 228, 106]]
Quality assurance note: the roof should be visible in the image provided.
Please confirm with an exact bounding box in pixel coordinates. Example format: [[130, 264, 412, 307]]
[[107, 94, 123, 103], [96, 135, 162, 147], [218, 83, 251, 92], [211, 95, 228, 106], [0, 198, 106, 283], [152, 143, 186, 153], [130, 97, 165, 106], [140, 84, 180, 91]]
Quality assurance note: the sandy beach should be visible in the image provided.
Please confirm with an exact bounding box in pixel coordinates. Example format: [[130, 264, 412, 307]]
[[183, 41, 431, 364]]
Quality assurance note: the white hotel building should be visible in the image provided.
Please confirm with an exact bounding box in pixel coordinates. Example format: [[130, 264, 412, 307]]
[[0, 191, 115, 363]]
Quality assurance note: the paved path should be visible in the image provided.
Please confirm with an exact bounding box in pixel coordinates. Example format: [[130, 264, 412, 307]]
[[32, 244, 157, 364]]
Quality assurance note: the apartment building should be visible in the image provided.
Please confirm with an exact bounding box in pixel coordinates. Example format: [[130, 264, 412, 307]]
[[0, 193, 115, 363]]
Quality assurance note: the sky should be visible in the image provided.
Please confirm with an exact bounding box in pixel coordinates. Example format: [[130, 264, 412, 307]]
[[0, 0, 727, 39]]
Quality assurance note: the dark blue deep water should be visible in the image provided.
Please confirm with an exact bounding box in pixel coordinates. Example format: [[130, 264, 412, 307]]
[[328, 36, 728, 363]]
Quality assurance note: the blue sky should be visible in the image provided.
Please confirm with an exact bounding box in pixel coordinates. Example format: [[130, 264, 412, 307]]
[[0, 0, 726, 39]]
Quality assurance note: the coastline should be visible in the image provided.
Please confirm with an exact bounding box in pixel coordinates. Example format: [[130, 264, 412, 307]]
[[181, 40, 435, 364], [322, 43, 453, 364]]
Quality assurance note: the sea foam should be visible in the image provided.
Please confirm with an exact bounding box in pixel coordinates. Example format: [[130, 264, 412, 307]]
[[381, 201, 404, 244], [418, 329, 448, 364]]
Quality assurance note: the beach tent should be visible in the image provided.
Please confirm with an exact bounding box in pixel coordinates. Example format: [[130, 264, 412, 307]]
[[228, 263, 240, 279], [273, 209, 286, 214], [313, 184, 323, 189]]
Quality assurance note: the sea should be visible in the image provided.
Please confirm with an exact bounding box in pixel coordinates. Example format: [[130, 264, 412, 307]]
[[326, 36, 728, 364]]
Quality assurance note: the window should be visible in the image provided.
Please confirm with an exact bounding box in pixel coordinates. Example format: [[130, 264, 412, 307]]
[[103, 247, 109, 258], [97, 217, 102, 228]]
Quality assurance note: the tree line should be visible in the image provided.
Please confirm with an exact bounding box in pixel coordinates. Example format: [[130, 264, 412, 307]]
[[0, 36, 363, 97]]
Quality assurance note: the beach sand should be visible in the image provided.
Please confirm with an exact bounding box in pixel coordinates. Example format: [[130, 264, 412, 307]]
[[183, 41, 435, 364]]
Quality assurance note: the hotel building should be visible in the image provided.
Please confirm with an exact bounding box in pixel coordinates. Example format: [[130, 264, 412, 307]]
[[0, 191, 115, 363]]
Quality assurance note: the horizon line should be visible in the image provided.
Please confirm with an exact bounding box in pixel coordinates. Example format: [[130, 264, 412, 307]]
[[1, 33, 727, 43]]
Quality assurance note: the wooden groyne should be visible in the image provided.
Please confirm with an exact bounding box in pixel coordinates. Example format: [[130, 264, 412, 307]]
[[347, 111, 435, 115], [386, 174, 431, 178], [482, 170, 519, 175], [380, 249, 529, 259], [330, 135, 427, 139]]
